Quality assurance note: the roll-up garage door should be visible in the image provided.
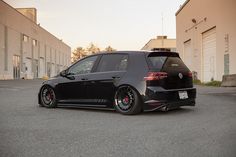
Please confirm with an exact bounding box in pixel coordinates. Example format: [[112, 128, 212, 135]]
[[184, 40, 192, 71], [39, 58, 45, 78], [202, 27, 216, 82]]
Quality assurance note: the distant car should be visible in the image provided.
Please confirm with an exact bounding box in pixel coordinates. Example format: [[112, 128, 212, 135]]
[[38, 51, 196, 115]]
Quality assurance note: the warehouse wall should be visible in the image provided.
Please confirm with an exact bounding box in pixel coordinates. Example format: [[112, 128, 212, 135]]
[[176, 0, 236, 82], [0, 1, 71, 79]]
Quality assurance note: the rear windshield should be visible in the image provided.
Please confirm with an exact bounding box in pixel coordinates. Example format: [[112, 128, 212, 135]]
[[148, 56, 188, 70], [148, 56, 167, 70]]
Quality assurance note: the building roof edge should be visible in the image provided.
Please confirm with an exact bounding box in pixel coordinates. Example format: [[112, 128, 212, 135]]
[[175, 0, 190, 16], [1, 0, 71, 49], [141, 39, 154, 50]]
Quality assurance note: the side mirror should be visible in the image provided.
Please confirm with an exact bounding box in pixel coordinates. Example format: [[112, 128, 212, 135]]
[[60, 70, 67, 77]]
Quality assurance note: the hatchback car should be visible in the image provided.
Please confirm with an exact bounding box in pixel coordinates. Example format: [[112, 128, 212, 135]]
[[38, 51, 196, 115]]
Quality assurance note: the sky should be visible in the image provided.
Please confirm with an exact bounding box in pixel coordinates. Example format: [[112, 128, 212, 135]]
[[4, 0, 186, 51]]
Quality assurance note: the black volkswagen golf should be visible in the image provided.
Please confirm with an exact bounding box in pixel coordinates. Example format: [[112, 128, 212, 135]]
[[38, 51, 196, 115]]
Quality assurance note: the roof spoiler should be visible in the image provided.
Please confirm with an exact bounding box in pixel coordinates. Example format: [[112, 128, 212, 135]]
[[148, 52, 180, 57]]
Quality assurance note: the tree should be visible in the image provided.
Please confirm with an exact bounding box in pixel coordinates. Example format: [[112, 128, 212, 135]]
[[71, 43, 116, 63], [86, 43, 100, 55], [104, 46, 116, 52], [71, 47, 86, 63]]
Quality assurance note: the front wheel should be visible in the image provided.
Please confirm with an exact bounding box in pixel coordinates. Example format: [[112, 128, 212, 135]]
[[40, 86, 57, 108], [114, 86, 142, 115]]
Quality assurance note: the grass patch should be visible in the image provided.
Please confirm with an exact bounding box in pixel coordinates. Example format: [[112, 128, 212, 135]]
[[42, 75, 49, 80], [204, 81, 222, 87], [193, 79, 202, 85], [193, 79, 222, 87]]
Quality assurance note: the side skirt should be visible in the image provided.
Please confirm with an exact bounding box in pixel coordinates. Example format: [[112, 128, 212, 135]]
[[57, 103, 115, 111]]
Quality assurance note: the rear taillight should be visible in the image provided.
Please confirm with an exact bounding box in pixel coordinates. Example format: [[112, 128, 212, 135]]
[[188, 72, 193, 78], [144, 72, 168, 81]]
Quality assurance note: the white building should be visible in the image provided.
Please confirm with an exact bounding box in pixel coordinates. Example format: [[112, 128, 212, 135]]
[[176, 0, 236, 82], [0, 0, 71, 79], [142, 36, 176, 52]]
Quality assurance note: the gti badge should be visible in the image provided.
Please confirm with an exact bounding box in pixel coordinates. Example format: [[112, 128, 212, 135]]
[[178, 73, 183, 79]]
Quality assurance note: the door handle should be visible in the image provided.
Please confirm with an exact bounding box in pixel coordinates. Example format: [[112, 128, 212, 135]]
[[112, 76, 120, 79], [66, 75, 75, 80], [81, 78, 88, 81]]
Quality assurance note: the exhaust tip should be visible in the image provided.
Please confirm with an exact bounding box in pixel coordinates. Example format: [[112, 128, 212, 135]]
[[160, 106, 169, 112]]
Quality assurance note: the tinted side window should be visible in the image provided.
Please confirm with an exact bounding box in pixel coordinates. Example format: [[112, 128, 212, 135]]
[[68, 56, 98, 75], [96, 54, 128, 72]]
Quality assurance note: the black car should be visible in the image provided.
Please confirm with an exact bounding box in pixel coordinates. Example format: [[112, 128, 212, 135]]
[[38, 51, 196, 115]]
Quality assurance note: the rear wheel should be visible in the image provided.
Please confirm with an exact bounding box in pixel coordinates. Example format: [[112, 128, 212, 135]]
[[40, 86, 57, 108], [114, 86, 142, 115]]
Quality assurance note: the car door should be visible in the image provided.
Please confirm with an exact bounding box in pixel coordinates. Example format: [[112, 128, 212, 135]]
[[86, 54, 129, 106], [56, 55, 99, 104]]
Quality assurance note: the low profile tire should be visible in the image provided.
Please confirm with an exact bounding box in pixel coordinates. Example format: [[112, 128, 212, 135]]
[[40, 86, 57, 108], [114, 86, 142, 115]]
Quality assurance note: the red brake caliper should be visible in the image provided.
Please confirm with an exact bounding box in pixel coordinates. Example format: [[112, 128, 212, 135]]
[[49, 90, 53, 100], [123, 96, 129, 104]]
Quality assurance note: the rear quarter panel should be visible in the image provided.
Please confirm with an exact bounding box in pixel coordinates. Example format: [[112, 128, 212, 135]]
[[118, 52, 149, 98]]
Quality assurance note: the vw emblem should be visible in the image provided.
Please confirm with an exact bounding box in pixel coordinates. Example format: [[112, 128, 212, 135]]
[[178, 73, 183, 79]]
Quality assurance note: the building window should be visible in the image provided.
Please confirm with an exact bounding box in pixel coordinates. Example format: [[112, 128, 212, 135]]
[[32, 39, 37, 46], [13, 55, 20, 79], [23, 35, 29, 42]]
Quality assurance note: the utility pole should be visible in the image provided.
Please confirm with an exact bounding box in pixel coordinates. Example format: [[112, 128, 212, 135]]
[[161, 13, 164, 48]]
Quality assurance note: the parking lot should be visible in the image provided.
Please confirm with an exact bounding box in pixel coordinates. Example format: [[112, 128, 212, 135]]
[[0, 79, 236, 157]]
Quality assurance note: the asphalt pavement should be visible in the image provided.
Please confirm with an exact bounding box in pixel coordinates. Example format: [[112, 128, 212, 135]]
[[0, 80, 236, 157]]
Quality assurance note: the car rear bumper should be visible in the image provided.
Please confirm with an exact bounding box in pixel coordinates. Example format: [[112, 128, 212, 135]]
[[143, 87, 196, 111]]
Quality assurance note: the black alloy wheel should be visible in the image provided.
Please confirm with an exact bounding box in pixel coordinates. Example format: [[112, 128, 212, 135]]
[[114, 86, 142, 115], [40, 86, 57, 108]]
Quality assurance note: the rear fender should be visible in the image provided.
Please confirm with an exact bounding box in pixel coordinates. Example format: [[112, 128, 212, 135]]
[[115, 84, 145, 109]]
